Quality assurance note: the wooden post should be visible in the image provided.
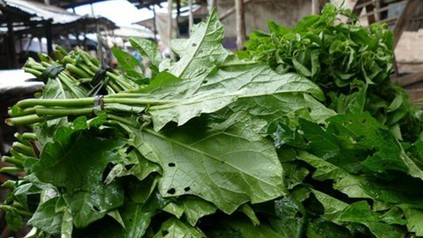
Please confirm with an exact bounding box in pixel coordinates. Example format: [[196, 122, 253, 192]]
[[393, 0, 420, 48], [219, 0, 252, 21], [312, 0, 319, 14], [235, 0, 246, 50], [168, 0, 175, 59], [7, 17, 18, 68], [188, 0, 193, 35], [168, 0, 173, 43], [45, 20, 53, 56], [373, 0, 381, 22], [152, 4, 157, 41], [210, 0, 217, 12]]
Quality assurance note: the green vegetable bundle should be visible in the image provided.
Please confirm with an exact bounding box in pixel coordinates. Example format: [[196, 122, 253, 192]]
[[240, 4, 422, 142], [2, 5, 423, 238]]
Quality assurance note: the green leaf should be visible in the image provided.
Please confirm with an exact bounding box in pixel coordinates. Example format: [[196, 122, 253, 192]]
[[292, 57, 311, 77], [298, 151, 371, 199], [135, 122, 285, 214], [269, 190, 309, 238], [168, 10, 229, 80], [400, 206, 423, 236], [120, 202, 156, 238], [239, 203, 260, 226], [129, 37, 162, 74], [28, 197, 62, 235], [180, 196, 217, 226], [148, 66, 327, 131], [306, 218, 353, 238], [313, 190, 405, 238], [42, 67, 88, 101], [299, 118, 340, 157], [153, 217, 206, 238], [206, 216, 282, 238], [61, 207, 73, 238], [112, 46, 144, 80], [32, 128, 126, 228]]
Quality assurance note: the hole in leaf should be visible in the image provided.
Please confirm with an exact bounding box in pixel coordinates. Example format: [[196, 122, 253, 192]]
[[202, 80, 208, 84], [129, 218, 133, 222], [192, 43, 197, 47], [168, 162, 176, 167], [184, 187, 190, 192], [102, 163, 113, 182], [167, 188, 176, 194], [361, 119, 367, 125], [92, 206, 101, 212], [125, 146, 135, 154]]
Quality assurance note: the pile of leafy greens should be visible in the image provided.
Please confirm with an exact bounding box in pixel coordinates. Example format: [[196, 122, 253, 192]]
[[240, 4, 422, 142], [2, 5, 423, 238]]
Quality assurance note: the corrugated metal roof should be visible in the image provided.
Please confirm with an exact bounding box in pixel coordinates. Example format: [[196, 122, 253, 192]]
[[2, 0, 82, 24], [29, 0, 108, 8]]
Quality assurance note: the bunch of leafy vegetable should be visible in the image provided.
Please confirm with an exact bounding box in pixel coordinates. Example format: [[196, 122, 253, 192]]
[[2, 5, 423, 238], [239, 4, 423, 142], [1, 10, 331, 237]]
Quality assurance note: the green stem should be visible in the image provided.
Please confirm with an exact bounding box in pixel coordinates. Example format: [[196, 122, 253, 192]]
[[6, 114, 60, 126], [1, 180, 16, 190], [12, 142, 34, 156], [79, 63, 96, 76], [26, 64, 46, 72], [8, 107, 36, 117], [0, 167, 23, 173], [20, 132, 38, 141], [66, 63, 91, 78], [107, 93, 152, 98], [106, 72, 134, 90], [103, 120, 134, 135], [36, 107, 94, 117], [16, 97, 173, 111], [103, 97, 175, 105], [58, 73, 83, 96], [23, 68, 42, 78], [14, 133, 30, 145], [17, 98, 95, 108], [63, 55, 76, 65], [2, 156, 24, 168], [107, 114, 134, 126], [108, 80, 124, 92]]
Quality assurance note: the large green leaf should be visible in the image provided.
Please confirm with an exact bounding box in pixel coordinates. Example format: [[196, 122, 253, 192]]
[[134, 121, 285, 214], [132, 10, 329, 131], [32, 127, 126, 228], [148, 68, 328, 131], [298, 151, 371, 199], [312, 190, 405, 238], [400, 206, 423, 236], [168, 10, 229, 80], [27, 197, 62, 235], [298, 151, 423, 206]]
